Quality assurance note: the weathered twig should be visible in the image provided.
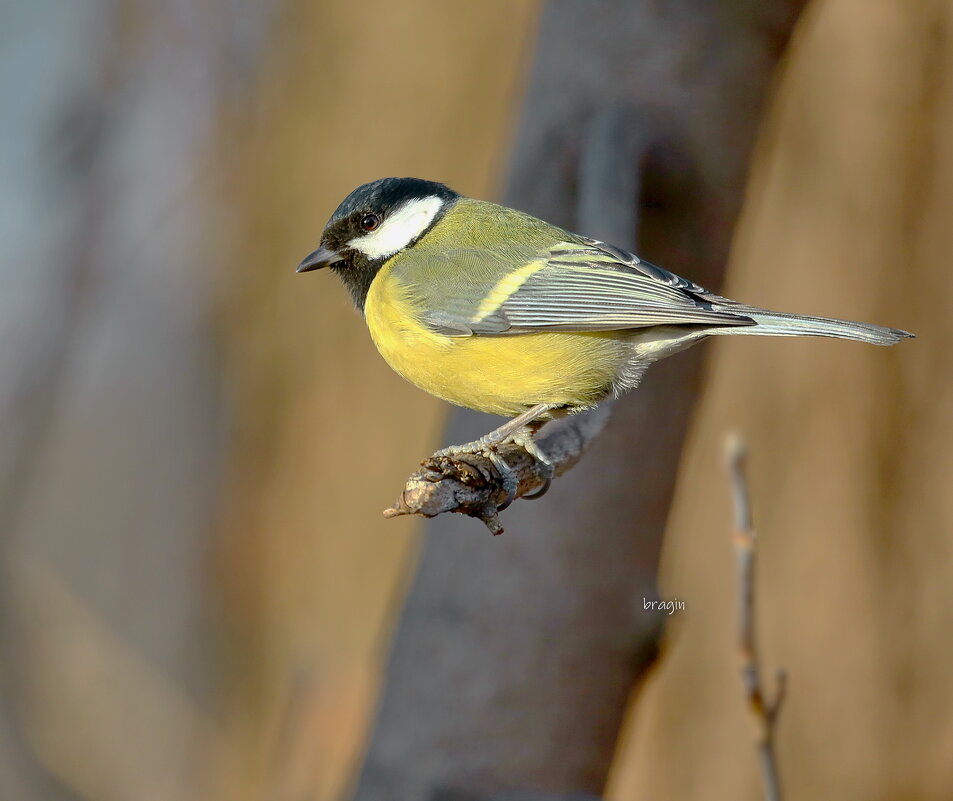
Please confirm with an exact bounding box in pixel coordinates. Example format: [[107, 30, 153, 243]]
[[384, 404, 612, 534], [725, 434, 787, 801]]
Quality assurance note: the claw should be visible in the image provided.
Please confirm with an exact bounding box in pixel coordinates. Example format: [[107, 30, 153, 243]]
[[523, 476, 552, 500], [487, 450, 518, 510]]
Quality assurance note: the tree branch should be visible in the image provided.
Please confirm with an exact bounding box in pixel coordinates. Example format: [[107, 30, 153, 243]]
[[384, 404, 612, 535], [725, 434, 787, 801]]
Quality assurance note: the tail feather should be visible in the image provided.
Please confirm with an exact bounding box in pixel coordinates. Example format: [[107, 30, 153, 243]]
[[712, 306, 914, 347]]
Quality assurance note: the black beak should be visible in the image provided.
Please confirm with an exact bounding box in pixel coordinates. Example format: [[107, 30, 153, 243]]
[[297, 245, 344, 273]]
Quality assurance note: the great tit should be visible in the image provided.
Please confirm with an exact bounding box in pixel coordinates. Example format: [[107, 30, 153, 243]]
[[297, 177, 912, 474]]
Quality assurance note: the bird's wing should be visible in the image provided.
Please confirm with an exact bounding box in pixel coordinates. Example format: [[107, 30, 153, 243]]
[[403, 238, 755, 336]]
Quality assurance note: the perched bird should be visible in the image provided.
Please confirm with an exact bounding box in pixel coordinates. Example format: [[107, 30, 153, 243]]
[[298, 177, 912, 494]]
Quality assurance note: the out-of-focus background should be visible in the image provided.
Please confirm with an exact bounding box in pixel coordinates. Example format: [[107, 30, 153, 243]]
[[0, 1, 949, 800]]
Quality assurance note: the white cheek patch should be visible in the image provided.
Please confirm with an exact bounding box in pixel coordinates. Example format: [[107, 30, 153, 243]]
[[348, 195, 445, 259]]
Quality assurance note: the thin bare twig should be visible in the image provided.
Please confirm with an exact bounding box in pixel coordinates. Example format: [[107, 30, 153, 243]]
[[384, 404, 612, 534], [725, 434, 787, 801]]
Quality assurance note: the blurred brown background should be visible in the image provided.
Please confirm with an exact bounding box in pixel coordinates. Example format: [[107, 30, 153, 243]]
[[0, 1, 948, 800]]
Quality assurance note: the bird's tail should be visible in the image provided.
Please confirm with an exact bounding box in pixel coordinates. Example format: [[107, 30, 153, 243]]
[[711, 305, 914, 346]]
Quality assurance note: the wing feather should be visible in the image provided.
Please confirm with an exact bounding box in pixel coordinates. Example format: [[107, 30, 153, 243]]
[[400, 238, 754, 336]]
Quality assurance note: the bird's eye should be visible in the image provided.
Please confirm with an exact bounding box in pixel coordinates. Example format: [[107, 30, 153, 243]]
[[360, 213, 381, 231]]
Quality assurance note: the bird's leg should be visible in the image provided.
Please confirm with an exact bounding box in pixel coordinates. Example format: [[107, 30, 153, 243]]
[[434, 403, 555, 457], [433, 403, 556, 509]]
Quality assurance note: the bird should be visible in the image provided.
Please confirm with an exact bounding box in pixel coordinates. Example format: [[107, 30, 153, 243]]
[[297, 177, 913, 501]]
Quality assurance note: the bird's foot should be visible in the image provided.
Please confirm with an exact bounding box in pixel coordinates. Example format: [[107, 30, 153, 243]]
[[433, 441, 520, 510], [433, 425, 554, 509], [511, 427, 554, 500]]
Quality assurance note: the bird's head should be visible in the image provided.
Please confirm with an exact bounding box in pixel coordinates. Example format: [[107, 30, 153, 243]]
[[297, 177, 458, 308]]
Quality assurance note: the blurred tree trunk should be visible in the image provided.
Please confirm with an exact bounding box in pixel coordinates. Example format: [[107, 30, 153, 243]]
[[352, 1, 806, 799]]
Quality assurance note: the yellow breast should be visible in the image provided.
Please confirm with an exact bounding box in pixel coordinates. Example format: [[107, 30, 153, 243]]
[[364, 262, 626, 417]]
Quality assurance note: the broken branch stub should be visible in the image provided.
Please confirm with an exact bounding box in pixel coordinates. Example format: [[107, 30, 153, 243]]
[[383, 404, 613, 534]]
